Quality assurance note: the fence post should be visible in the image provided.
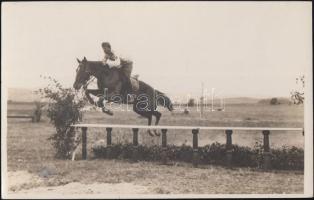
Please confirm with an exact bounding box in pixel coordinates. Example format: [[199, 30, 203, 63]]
[[225, 130, 233, 167], [262, 130, 271, 170], [161, 129, 168, 165], [132, 128, 139, 162], [82, 127, 87, 160], [192, 129, 199, 167], [106, 128, 112, 159]]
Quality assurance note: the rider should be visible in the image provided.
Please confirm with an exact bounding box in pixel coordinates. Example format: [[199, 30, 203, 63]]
[[101, 42, 133, 98]]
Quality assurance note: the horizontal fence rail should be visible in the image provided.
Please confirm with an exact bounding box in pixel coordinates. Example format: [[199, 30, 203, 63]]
[[71, 123, 304, 169], [7, 115, 33, 118], [72, 124, 303, 131], [7, 115, 35, 122]]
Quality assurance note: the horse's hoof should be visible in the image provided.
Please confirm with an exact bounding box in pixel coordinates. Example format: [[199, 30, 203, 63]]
[[147, 130, 154, 137], [154, 129, 161, 136], [102, 108, 114, 116]]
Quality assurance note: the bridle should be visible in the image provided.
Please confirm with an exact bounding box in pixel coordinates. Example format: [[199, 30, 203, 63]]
[[83, 76, 95, 90], [76, 62, 95, 90]]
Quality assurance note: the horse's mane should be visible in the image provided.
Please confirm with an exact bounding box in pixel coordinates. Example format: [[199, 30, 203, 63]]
[[86, 60, 103, 65], [84, 60, 110, 73]]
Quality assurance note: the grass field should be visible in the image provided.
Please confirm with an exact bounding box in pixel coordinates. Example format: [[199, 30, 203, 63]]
[[5, 102, 305, 195]]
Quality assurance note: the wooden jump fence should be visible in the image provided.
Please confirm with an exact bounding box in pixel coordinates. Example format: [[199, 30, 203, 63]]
[[71, 124, 304, 169]]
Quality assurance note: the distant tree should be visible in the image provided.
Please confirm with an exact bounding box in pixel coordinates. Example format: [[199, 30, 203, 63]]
[[187, 98, 195, 107], [290, 75, 305, 105], [270, 98, 279, 105]]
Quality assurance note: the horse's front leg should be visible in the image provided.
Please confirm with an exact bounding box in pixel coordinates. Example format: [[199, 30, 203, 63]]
[[85, 89, 113, 116], [99, 89, 115, 116], [147, 114, 155, 137], [153, 111, 162, 136], [85, 89, 103, 106], [84, 89, 113, 116]]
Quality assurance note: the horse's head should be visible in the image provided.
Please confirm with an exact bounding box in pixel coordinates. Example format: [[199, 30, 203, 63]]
[[73, 57, 92, 90]]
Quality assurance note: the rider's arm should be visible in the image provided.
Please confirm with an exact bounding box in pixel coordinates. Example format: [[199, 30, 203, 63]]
[[107, 56, 121, 68], [102, 57, 108, 65]]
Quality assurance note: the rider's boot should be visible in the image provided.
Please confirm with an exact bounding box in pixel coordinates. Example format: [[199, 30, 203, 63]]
[[120, 74, 133, 102], [125, 77, 133, 95]]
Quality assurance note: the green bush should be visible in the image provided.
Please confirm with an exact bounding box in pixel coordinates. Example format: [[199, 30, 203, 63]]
[[38, 76, 86, 159], [92, 142, 304, 170]]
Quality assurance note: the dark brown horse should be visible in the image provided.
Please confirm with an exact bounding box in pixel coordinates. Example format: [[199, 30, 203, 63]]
[[73, 57, 173, 136]]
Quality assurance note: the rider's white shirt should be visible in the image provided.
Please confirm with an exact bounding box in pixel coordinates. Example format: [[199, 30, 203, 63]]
[[102, 55, 121, 68]]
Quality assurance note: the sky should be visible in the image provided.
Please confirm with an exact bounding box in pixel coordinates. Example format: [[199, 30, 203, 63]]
[[2, 2, 312, 99]]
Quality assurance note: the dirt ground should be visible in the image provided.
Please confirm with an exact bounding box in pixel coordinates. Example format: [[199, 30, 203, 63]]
[[6, 171, 150, 198], [5, 159, 304, 198]]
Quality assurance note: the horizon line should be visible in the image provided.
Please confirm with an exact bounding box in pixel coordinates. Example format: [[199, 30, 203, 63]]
[[5, 86, 293, 101]]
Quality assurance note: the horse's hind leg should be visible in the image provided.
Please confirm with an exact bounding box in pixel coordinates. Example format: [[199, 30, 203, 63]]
[[146, 114, 155, 137], [153, 111, 162, 125], [141, 113, 154, 137], [133, 104, 154, 137], [153, 111, 162, 136]]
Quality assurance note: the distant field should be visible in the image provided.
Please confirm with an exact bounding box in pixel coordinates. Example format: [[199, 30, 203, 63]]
[[6, 102, 305, 195], [80, 103, 304, 148], [7, 102, 304, 148]]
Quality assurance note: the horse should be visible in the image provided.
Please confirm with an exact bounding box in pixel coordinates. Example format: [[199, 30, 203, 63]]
[[73, 57, 174, 136]]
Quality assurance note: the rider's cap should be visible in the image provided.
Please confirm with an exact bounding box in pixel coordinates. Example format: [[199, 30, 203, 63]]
[[102, 42, 111, 49]]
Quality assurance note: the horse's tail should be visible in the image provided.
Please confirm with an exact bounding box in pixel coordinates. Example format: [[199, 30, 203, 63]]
[[155, 90, 174, 112]]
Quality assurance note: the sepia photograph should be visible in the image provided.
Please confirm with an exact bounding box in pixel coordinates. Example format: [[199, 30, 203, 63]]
[[1, 1, 313, 198]]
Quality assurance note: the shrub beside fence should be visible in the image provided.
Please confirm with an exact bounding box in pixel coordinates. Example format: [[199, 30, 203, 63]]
[[38, 77, 86, 159]]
